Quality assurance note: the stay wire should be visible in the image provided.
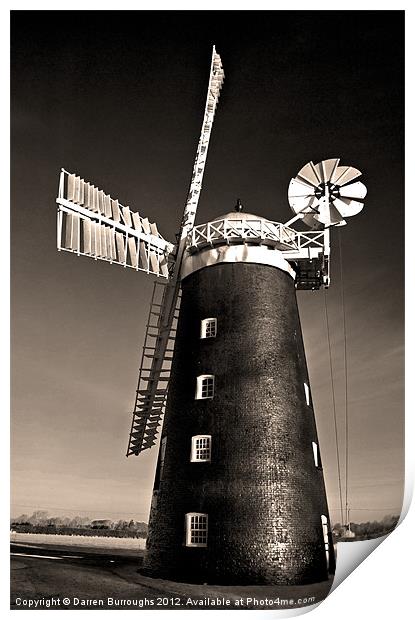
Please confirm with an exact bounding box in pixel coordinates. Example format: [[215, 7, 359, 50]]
[[338, 230, 349, 525], [323, 287, 344, 527]]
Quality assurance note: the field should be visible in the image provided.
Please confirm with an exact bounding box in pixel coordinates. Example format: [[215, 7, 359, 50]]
[[10, 531, 146, 551]]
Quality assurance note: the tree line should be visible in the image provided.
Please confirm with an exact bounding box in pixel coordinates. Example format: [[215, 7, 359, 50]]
[[11, 511, 399, 541], [333, 514, 399, 540], [10, 510, 148, 539]]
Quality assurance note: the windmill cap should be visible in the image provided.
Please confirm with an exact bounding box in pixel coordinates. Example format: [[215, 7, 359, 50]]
[[183, 209, 297, 281]]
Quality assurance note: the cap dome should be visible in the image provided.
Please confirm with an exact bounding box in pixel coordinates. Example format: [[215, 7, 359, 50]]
[[213, 210, 266, 222]]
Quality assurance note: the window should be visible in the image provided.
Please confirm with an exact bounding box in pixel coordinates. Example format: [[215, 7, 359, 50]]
[[195, 375, 215, 399], [321, 515, 330, 568], [159, 436, 167, 477], [200, 318, 217, 339], [304, 382, 310, 406], [185, 513, 208, 547], [191, 435, 212, 462], [312, 441, 322, 468]]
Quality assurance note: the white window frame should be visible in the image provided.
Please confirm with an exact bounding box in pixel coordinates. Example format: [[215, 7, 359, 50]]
[[200, 317, 217, 339], [312, 441, 321, 468], [190, 435, 212, 462], [321, 514, 330, 567], [304, 382, 310, 406], [185, 512, 208, 547], [195, 374, 215, 400]]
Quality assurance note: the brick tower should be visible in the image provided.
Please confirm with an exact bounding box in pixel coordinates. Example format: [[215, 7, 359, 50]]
[[143, 210, 335, 585]]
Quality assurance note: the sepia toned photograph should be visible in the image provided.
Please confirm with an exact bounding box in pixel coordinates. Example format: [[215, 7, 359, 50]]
[[10, 9, 404, 611]]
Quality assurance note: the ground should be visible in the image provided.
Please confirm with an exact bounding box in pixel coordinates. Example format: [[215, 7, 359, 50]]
[[10, 534, 333, 611]]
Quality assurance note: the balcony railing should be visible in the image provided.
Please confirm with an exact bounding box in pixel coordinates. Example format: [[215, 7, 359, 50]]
[[187, 217, 328, 261], [187, 218, 297, 251]]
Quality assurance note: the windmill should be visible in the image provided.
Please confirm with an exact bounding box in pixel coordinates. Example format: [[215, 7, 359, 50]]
[[55, 47, 366, 585]]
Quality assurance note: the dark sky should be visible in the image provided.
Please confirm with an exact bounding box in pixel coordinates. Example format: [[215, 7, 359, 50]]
[[11, 11, 404, 524]]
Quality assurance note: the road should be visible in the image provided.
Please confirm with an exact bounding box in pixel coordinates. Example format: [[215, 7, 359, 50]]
[[10, 543, 181, 610], [11, 542, 332, 610]]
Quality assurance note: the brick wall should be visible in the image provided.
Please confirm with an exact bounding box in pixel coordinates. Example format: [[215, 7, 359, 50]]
[[143, 262, 333, 585]]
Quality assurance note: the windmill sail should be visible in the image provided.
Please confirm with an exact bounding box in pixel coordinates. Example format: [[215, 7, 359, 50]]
[[56, 169, 174, 278], [126, 46, 225, 456], [126, 281, 181, 455], [179, 46, 225, 238]]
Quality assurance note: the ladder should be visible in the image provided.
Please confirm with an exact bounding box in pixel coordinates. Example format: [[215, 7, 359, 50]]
[[126, 281, 181, 456]]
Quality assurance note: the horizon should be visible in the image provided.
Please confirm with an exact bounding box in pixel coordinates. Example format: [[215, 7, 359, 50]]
[[10, 507, 401, 526]]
